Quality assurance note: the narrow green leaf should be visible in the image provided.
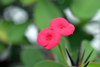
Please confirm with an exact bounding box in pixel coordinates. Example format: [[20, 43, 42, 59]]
[[66, 48, 76, 66], [70, 0, 100, 19], [34, 0, 62, 30], [34, 60, 65, 67], [84, 61, 90, 67], [81, 40, 97, 63], [20, 47, 44, 66]]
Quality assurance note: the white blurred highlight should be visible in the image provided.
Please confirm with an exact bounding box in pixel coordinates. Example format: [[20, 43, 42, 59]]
[[90, 34, 100, 52], [84, 22, 100, 35], [25, 23, 38, 44], [64, 8, 80, 25], [3, 6, 28, 24], [91, 9, 100, 21], [84, 22, 100, 52]]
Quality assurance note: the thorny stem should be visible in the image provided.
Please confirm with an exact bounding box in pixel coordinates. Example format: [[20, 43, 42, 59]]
[[58, 43, 69, 66]]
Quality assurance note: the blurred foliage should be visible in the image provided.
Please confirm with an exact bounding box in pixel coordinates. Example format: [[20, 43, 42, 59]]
[[7, 21, 30, 43], [0, 0, 100, 67], [20, 0, 37, 5], [34, 0, 62, 30], [68, 26, 93, 51], [20, 47, 44, 67], [70, 0, 100, 20], [0, 0, 16, 5], [81, 40, 97, 63], [0, 43, 7, 54], [34, 60, 65, 67], [0, 20, 30, 44], [56, 0, 73, 9], [52, 36, 70, 65]]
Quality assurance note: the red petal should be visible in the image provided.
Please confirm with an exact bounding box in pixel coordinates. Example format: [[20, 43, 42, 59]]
[[44, 30, 61, 49], [44, 40, 59, 49], [37, 28, 52, 46], [37, 34, 48, 46], [50, 17, 70, 30], [37, 28, 61, 49], [54, 24, 75, 36]]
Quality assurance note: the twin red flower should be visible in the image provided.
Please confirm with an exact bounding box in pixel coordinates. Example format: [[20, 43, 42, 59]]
[[37, 18, 75, 49]]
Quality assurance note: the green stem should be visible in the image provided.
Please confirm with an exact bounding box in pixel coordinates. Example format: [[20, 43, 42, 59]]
[[58, 43, 69, 66]]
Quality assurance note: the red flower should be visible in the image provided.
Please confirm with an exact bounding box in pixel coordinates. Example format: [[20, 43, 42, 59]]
[[50, 18, 75, 36], [37, 28, 61, 49]]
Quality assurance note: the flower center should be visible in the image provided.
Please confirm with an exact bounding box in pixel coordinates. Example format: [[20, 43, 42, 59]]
[[46, 35, 52, 41], [59, 25, 65, 29]]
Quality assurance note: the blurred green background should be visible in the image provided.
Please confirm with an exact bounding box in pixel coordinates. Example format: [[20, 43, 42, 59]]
[[0, 0, 100, 67]]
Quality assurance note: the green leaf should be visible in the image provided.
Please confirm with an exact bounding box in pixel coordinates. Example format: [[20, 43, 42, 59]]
[[70, 0, 100, 19], [52, 36, 69, 65], [34, 60, 65, 67], [81, 40, 97, 63], [0, 20, 30, 44], [96, 54, 100, 62], [0, 0, 15, 5], [20, 47, 44, 66], [20, 0, 37, 5], [34, 0, 62, 30], [82, 62, 100, 67], [64, 37, 71, 52], [7, 21, 30, 43], [87, 62, 100, 67]]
